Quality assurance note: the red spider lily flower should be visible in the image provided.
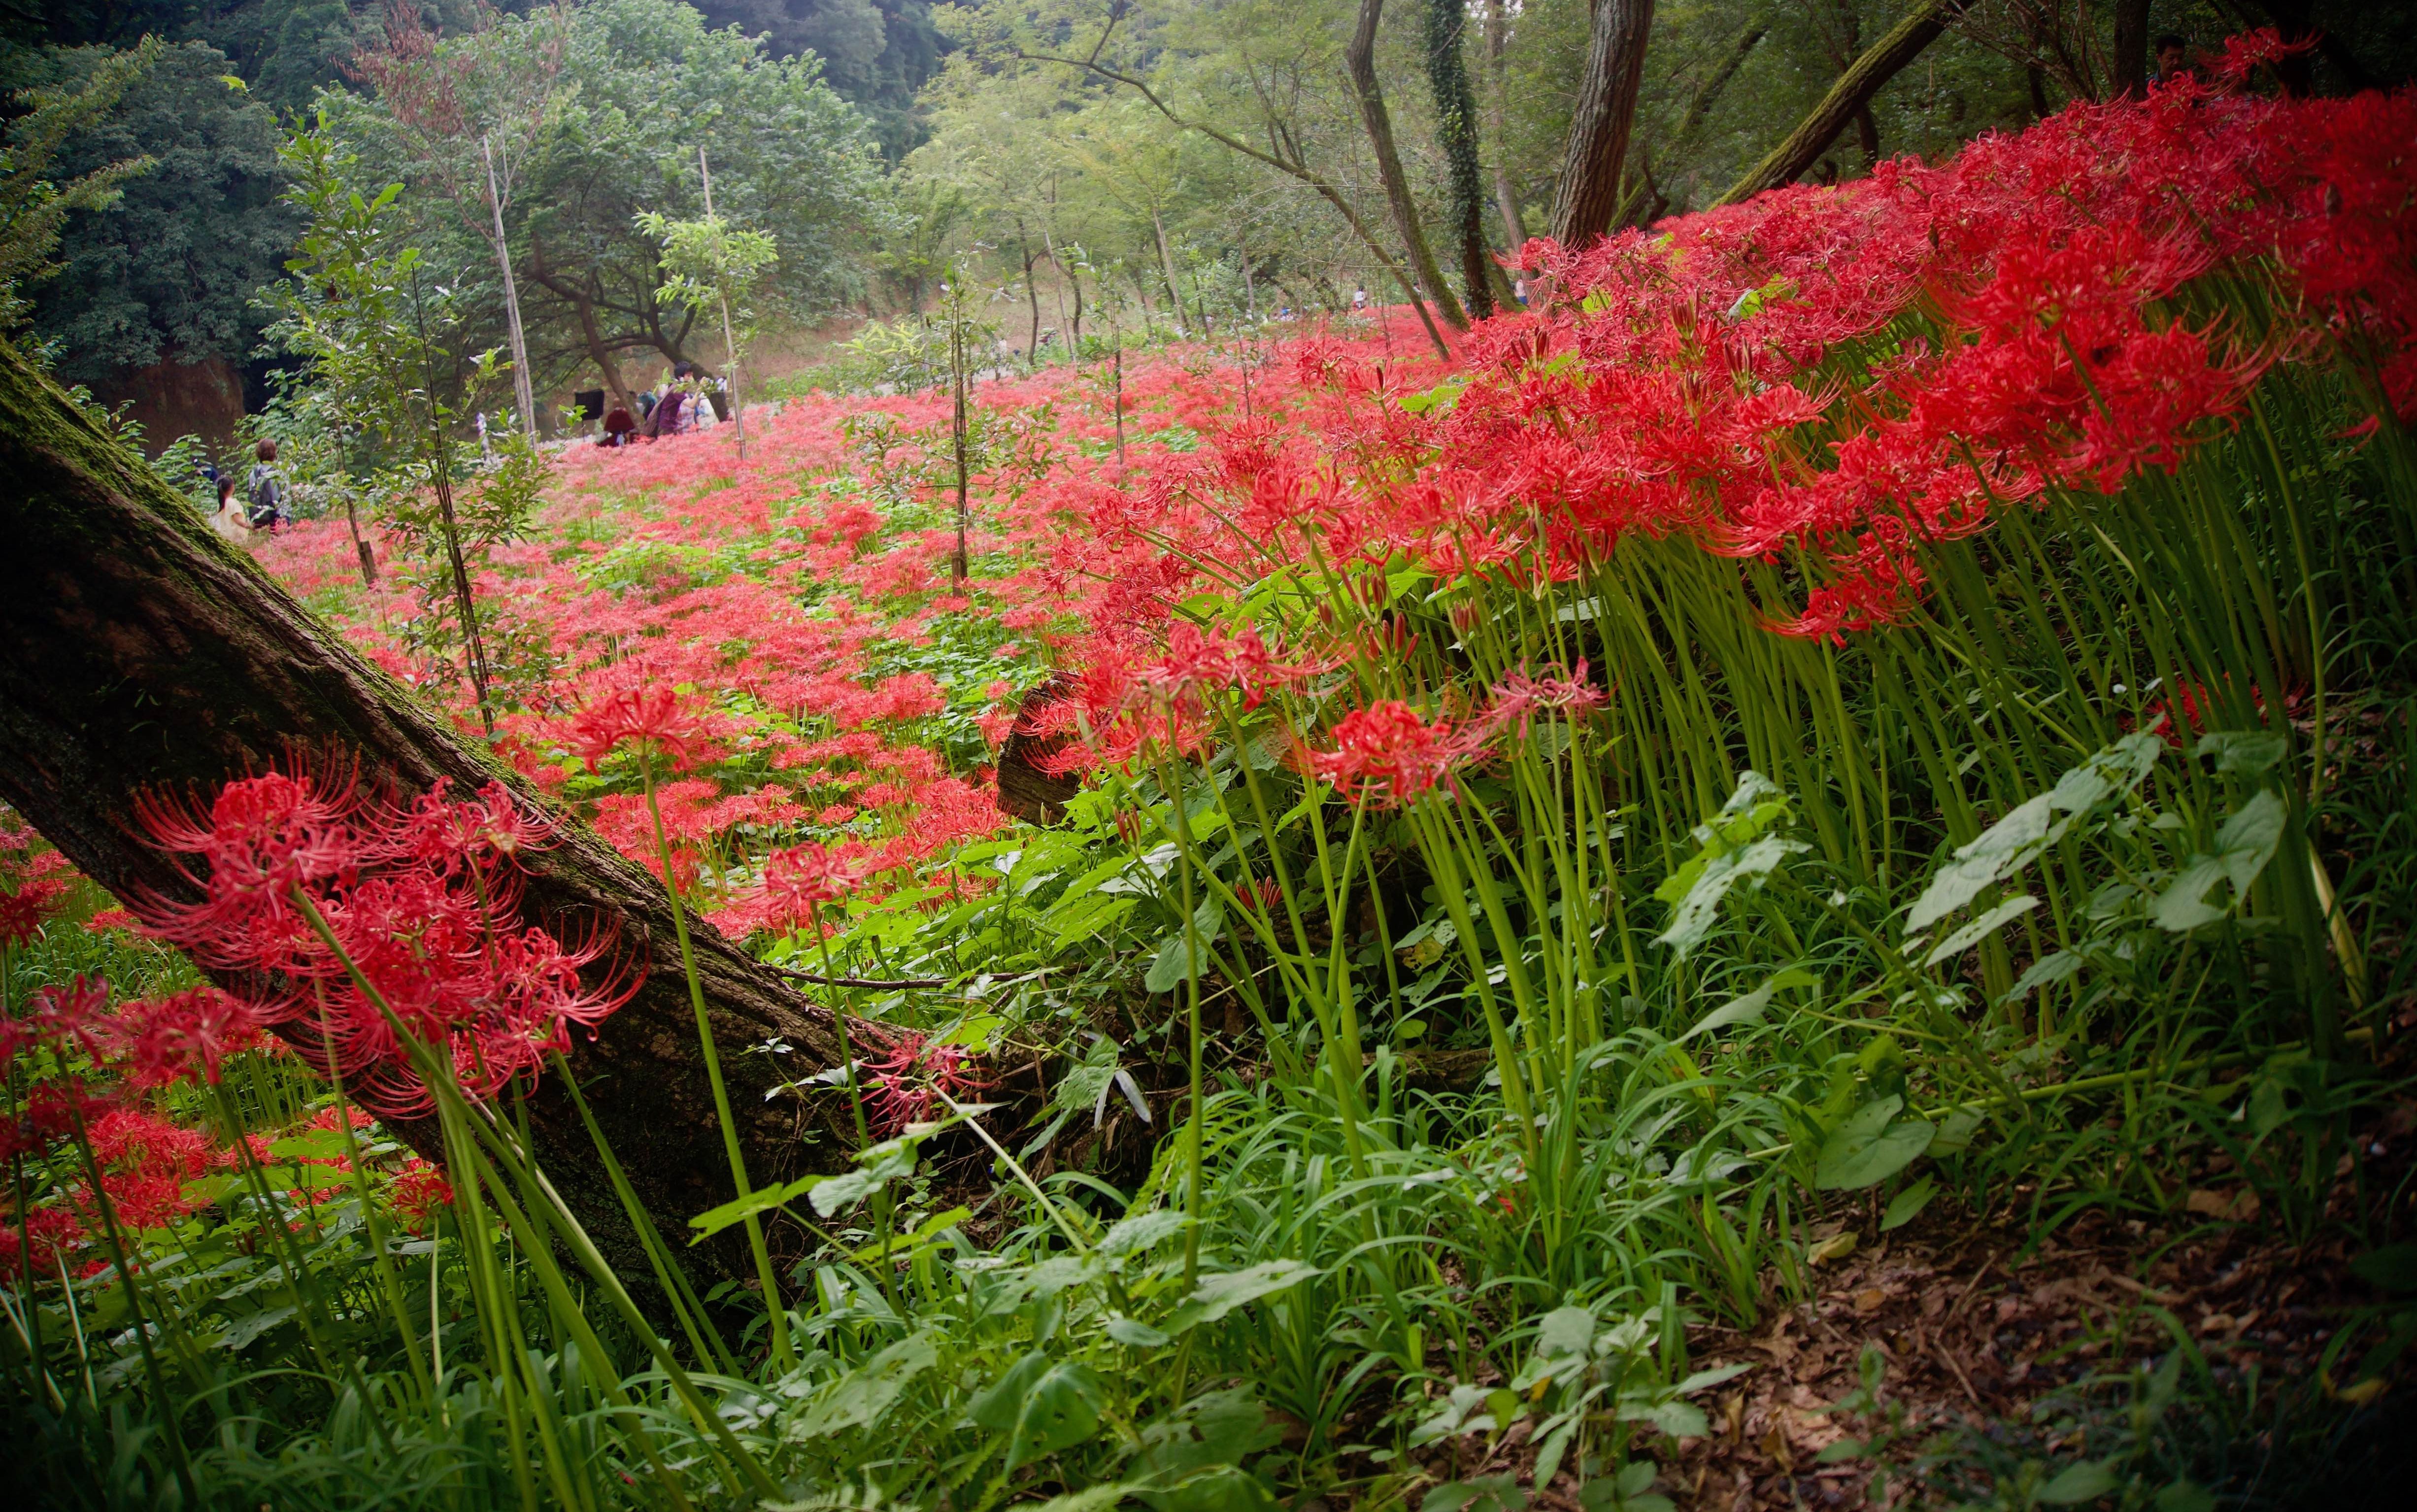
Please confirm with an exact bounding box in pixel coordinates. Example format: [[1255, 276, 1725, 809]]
[[0, 975, 115, 1071], [0, 1078, 112, 1162], [572, 686, 701, 772], [858, 1032, 995, 1136], [389, 1156, 454, 1234], [1480, 662, 1609, 738], [0, 876, 69, 949], [103, 987, 265, 1089], [122, 765, 639, 1118], [2213, 26, 2316, 87], [757, 840, 874, 934], [1309, 700, 1485, 807]]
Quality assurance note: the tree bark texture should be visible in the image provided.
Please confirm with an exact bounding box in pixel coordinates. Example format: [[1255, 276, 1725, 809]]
[[1481, 0, 1526, 253], [0, 339, 859, 1298], [1713, 1, 1961, 209], [1347, 0, 1471, 331], [1548, 0, 1657, 248], [2112, 0, 2149, 100], [1424, 0, 1496, 320]]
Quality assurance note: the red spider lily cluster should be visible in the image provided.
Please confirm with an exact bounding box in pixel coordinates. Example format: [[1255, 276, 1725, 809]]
[[1, 819, 75, 949], [858, 1031, 994, 1137], [1071, 59, 2416, 650], [126, 769, 634, 1116], [232, 46, 2414, 922]]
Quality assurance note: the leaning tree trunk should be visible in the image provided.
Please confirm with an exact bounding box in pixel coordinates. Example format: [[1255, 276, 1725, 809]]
[[1347, 0, 1471, 331], [1548, 0, 1657, 248], [0, 338, 860, 1299], [1712, 0, 1963, 208]]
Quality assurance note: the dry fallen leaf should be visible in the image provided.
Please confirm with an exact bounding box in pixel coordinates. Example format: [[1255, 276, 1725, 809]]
[[1852, 1287, 1887, 1314]]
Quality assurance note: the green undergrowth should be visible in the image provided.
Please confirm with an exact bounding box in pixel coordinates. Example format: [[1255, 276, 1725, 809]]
[[7, 315, 2417, 1511]]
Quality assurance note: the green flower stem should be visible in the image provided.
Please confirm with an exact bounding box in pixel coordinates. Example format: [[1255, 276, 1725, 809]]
[[639, 750, 793, 1370]]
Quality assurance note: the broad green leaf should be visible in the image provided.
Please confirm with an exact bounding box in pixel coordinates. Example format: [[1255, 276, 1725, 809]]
[[1815, 1097, 1935, 1190], [1167, 1259, 1320, 1331], [1921, 894, 2038, 967], [1533, 1304, 1596, 1360], [1102, 1209, 1189, 1259], [842, 1206, 969, 1265], [2001, 949, 2081, 1006], [690, 1172, 825, 1243], [1683, 967, 1816, 1039], [2153, 789, 2285, 932], [1616, 1394, 1709, 1439], [1104, 1313, 1171, 1347], [790, 1330, 939, 1439], [1051, 894, 1139, 946], [2195, 730, 2285, 774], [1423, 1475, 1527, 1512], [1881, 1177, 1938, 1231], [967, 1351, 1106, 1470], [2350, 1243, 2417, 1293], [221, 1303, 297, 1351], [1132, 1386, 1279, 1483], [2036, 1458, 2121, 1505], [1655, 834, 1809, 960], [807, 1135, 922, 1218], [1023, 1484, 1145, 1512], [1909, 737, 2159, 933]]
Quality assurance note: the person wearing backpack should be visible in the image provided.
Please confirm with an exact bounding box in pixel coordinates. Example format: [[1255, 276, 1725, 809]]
[[246, 438, 288, 529]]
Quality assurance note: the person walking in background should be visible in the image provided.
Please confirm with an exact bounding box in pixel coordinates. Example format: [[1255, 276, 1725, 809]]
[[245, 438, 288, 530], [640, 368, 687, 439], [602, 404, 637, 447], [208, 474, 251, 543]]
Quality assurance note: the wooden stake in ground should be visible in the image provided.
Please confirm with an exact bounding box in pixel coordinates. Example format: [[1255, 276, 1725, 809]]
[[699, 147, 746, 462], [483, 134, 540, 438]]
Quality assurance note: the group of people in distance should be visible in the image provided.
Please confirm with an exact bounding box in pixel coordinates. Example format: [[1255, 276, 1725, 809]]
[[593, 361, 726, 447], [205, 438, 288, 544]]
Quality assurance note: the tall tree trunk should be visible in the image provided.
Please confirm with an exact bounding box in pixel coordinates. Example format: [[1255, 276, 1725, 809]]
[[1424, 0, 1496, 320], [0, 338, 859, 1302], [1549, 0, 1657, 248], [2111, 0, 2149, 100], [532, 239, 635, 419], [1713, 1, 1963, 208], [1346, 0, 1471, 330], [1150, 209, 1185, 336], [1480, 0, 1527, 253], [482, 135, 540, 438]]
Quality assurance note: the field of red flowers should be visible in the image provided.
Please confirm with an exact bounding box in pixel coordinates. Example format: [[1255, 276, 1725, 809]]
[[6, 41, 2417, 1508]]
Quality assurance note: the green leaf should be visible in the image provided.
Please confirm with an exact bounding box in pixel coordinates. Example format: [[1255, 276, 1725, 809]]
[[1132, 1386, 1279, 1481], [1683, 967, 1816, 1039], [842, 1205, 969, 1265], [1616, 1394, 1709, 1439], [1167, 1260, 1320, 1332], [1920, 894, 2038, 967], [1909, 737, 2159, 934], [689, 1172, 825, 1243], [1880, 1177, 1937, 1231], [1023, 1485, 1146, 1512], [2351, 1243, 2417, 1293], [806, 1135, 922, 1218], [2154, 1480, 2216, 1512], [967, 1351, 1106, 1471], [1655, 834, 1809, 960], [221, 1303, 297, 1351], [1105, 1314, 1171, 1347], [2195, 730, 2286, 774], [1815, 1097, 1935, 1190], [1052, 894, 1139, 946], [1533, 1304, 1597, 1360], [1423, 1476, 1527, 1512], [790, 1330, 939, 1439], [2153, 789, 2285, 932], [1102, 1209, 1189, 1259], [2035, 1458, 2120, 1505]]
